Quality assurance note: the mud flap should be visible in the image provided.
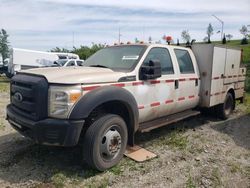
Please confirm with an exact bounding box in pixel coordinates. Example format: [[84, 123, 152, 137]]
[[124, 145, 157, 162]]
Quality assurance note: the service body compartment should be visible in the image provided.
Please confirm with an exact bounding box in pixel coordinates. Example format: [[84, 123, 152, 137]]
[[192, 44, 245, 108]]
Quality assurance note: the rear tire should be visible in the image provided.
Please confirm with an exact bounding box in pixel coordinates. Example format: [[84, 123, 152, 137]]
[[5, 72, 13, 78], [83, 114, 128, 171], [216, 92, 234, 120]]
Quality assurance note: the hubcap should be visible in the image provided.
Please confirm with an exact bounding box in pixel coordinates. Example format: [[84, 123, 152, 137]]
[[100, 127, 122, 160]]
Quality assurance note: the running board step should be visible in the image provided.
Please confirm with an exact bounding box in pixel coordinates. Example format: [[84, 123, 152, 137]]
[[138, 110, 200, 132]]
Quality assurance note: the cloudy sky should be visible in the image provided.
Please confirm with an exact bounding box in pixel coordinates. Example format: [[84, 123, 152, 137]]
[[0, 0, 249, 51]]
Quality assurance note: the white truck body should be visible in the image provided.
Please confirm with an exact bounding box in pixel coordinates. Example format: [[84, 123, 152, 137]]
[[192, 44, 245, 107], [8, 48, 59, 75]]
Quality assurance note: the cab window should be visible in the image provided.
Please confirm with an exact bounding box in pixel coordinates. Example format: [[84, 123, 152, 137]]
[[174, 49, 194, 74], [77, 61, 83, 66], [143, 47, 174, 74], [67, 60, 75, 66]]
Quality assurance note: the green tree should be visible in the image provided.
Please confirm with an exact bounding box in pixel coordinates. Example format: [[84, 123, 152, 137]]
[[72, 43, 105, 60], [222, 34, 226, 44], [206, 23, 214, 43], [225, 34, 233, 42], [148, 36, 152, 43], [239, 25, 249, 44], [50, 43, 104, 60], [0, 29, 10, 60], [134, 37, 139, 43], [181, 30, 191, 44], [240, 25, 249, 38], [50, 47, 70, 53]]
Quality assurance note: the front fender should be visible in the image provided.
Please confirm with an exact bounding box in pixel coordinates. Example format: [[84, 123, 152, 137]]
[[69, 86, 139, 131]]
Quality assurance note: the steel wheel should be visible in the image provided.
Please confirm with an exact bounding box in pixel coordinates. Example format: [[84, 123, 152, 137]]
[[83, 114, 127, 171], [100, 126, 122, 161]]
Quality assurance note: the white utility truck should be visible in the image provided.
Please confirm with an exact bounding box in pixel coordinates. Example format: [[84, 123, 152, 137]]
[[7, 48, 60, 77], [6, 43, 246, 171], [53, 52, 79, 60]]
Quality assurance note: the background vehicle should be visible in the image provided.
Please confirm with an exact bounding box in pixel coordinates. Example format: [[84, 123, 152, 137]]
[[53, 52, 79, 60], [6, 43, 246, 171], [0, 57, 10, 76], [7, 48, 59, 77], [54, 59, 84, 67]]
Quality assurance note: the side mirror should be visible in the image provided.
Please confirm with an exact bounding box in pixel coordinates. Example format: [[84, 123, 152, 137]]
[[139, 60, 162, 80]]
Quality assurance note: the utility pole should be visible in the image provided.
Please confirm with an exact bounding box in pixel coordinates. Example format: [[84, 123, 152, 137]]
[[142, 26, 145, 41], [72, 32, 75, 49], [118, 27, 122, 44], [212, 14, 224, 40]]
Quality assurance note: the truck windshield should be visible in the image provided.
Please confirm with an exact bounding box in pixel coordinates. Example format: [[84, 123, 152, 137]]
[[84, 45, 146, 72], [56, 59, 68, 66]]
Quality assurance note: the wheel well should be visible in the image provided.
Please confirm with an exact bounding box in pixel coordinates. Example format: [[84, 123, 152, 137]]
[[83, 100, 135, 146], [227, 88, 235, 109], [228, 88, 235, 100]]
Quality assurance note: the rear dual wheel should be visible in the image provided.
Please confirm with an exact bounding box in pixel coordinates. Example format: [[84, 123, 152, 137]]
[[83, 114, 128, 171], [216, 92, 235, 120]]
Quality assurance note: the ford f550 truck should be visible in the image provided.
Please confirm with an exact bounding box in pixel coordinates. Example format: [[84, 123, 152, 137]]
[[6, 43, 246, 171]]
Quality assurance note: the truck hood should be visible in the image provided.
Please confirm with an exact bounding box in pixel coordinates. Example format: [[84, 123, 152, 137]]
[[21, 67, 127, 84]]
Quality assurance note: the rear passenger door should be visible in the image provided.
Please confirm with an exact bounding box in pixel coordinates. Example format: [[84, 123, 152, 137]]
[[173, 49, 200, 112], [137, 47, 179, 122]]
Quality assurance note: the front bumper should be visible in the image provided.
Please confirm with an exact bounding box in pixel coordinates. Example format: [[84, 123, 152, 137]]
[[6, 105, 85, 146]]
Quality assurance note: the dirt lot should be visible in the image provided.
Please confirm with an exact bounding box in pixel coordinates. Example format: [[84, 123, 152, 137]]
[[0, 75, 249, 188]]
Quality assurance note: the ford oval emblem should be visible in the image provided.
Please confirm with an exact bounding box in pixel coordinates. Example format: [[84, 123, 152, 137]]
[[14, 92, 23, 102]]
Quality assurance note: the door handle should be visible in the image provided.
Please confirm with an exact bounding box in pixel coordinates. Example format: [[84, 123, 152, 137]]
[[175, 80, 179, 89], [195, 78, 198, 86]]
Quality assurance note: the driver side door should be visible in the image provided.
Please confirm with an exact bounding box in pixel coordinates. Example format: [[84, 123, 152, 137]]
[[136, 47, 178, 123]]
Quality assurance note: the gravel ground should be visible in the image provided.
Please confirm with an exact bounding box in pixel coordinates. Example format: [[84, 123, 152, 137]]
[[0, 76, 249, 188]]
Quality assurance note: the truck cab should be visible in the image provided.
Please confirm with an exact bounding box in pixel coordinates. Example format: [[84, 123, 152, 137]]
[[6, 43, 245, 171]]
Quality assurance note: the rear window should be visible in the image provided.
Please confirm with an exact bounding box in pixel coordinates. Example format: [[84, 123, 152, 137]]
[[174, 49, 194, 74]]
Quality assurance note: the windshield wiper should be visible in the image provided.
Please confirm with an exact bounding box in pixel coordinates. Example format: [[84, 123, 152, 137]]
[[89, 64, 109, 68]]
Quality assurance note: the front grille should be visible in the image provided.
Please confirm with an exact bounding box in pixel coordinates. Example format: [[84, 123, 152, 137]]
[[10, 74, 48, 121]]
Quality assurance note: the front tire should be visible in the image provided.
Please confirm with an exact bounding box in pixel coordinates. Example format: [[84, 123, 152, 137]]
[[83, 114, 128, 171]]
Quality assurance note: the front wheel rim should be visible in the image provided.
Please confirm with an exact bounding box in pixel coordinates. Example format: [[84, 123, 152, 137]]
[[100, 125, 122, 161]]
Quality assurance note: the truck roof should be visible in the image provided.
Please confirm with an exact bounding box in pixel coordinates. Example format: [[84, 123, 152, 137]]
[[107, 43, 191, 51]]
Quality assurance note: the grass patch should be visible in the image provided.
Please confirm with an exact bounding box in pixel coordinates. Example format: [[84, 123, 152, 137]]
[[228, 162, 242, 173], [0, 121, 5, 130], [0, 76, 10, 93], [164, 131, 188, 150], [244, 93, 250, 114], [211, 167, 222, 187], [213, 40, 250, 64], [51, 172, 67, 188], [109, 165, 123, 175], [186, 175, 196, 188], [84, 177, 109, 188]]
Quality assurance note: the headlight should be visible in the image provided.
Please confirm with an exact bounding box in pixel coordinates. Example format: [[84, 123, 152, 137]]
[[48, 85, 82, 119]]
